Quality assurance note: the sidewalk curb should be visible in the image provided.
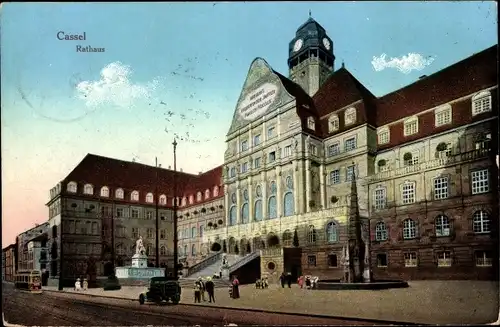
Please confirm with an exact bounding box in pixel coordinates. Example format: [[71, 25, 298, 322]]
[[43, 290, 424, 325]]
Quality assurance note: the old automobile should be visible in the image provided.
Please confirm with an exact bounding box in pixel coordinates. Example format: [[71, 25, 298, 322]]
[[139, 276, 181, 305]]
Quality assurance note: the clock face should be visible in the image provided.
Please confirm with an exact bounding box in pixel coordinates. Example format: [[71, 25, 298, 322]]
[[323, 38, 331, 50], [293, 39, 303, 52]]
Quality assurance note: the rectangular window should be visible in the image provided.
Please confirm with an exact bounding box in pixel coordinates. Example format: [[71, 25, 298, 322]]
[[330, 170, 340, 185], [132, 228, 139, 239], [404, 252, 417, 267], [437, 251, 452, 267], [404, 120, 418, 136], [267, 127, 275, 139], [437, 143, 453, 159], [402, 183, 416, 204], [116, 208, 124, 218], [435, 108, 452, 127], [344, 138, 356, 152], [376, 254, 388, 267], [146, 211, 153, 220], [254, 157, 261, 169], [282, 145, 292, 158], [328, 254, 338, 267], [378, 131, 389, 145], [374, 188, 386, 210], [241, 162, 248, 173], [160, 229, 166, 240], [230, 167, 236, 178], [241, 140, 248, 152], [307, 255, 317, 267], [309, 144, 317, 155], [131, 209, 139, 219], [472, 97, 491, 115], [329, 118, 339, 132], [328, 143, 340, 156], [269, 151, 276, 163], [147, 228, 153, 239], [471, 169, 489, 194], [254, 134, 261, 146], [346, 165, 356, 182], [475, 133, 491, 150], [475, 251, 492, 267], [433, 177, 449, 200]]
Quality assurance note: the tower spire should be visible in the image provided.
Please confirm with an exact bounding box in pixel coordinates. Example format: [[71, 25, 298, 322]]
[[309, 9, 311, 18]]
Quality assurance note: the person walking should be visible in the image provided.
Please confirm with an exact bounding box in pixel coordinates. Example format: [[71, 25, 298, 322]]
[[279, 272, 285, 288], [231, 276, 240, 299], [287, 272, 292, 288], [205, 277, 215, 303]]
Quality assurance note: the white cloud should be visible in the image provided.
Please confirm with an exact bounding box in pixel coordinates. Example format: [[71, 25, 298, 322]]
[[371, 53, 435, 74], [75, 61, 159, 108]]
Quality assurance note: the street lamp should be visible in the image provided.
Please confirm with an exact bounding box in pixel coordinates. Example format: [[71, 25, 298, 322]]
[[172, 138, 179, 279], [155, 157, 160, 268]]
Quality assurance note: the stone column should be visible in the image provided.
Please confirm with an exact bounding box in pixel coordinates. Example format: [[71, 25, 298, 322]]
[[276, 166, 282, 218], [224, 185, 230, 226], [320, 164, 326, 209], [236, 180, 241, 225], [261, 171, 268, 219], [248, 176, 254, 222], [305, 159, 312, 213], [293, 160, 300, 215]]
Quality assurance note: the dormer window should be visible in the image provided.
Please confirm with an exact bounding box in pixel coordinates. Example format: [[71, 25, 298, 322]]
[[344, 108, 356, 126], [182, 197, 187, 206], [83, 184, 94, 195], [213, 186, 219, 197], [377, 127, 390, 145], [435, 104, 452, 127], [145, 193, 154, 203], [159, 194, 167, 205], [100, 186, 109, 197], [307, 116, 315, 130], [197, 192, 202, 202], [205, 189, 210, 199], [404, 117, 418, 136], [67, 181, 77, 193], [189, 195, 194, 204], [131, 191, 139, 201], [328, 114, 339, 132], [472, 90, 492, 116], [115, 188, 124, 199]]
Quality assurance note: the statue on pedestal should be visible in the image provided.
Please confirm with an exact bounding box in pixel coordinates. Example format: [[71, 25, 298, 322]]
[[136, 236, 146, 255]]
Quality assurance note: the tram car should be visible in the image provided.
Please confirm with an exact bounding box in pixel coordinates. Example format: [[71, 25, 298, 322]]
[[15, 270, 43, 293]]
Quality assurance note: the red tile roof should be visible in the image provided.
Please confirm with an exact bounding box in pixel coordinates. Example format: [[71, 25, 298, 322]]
[[375, 45, 498, 126], [62, 154, 224, 205]]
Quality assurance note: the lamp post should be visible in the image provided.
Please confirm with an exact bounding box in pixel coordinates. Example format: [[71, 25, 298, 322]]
[[172, 138, 179, 278], [155, 157, 160, 268]]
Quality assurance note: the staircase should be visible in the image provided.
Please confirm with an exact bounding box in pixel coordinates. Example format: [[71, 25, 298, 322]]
[[185, 252, 223, 277], [178, 277, 230, 289], [185, 254, 240, 280], [228, 251, 260, 275]]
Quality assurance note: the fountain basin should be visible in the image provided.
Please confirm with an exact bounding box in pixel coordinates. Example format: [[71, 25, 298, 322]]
[[316, 279, 409, 290], [115, 266, 166, 286]]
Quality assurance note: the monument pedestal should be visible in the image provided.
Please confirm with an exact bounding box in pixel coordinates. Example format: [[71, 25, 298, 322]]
[[115, 253, 165, 286], [131, 254, 148, 268]]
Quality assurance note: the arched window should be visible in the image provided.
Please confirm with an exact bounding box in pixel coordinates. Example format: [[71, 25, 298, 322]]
[[67, 181, 77, 193], [189, 195, 194, 204], [197, 192, 202, 202], [191, 227, 196, 238], [191, 244, 196, 256], [100, 186, 109, 197], [159, 194, 167, 205], [473, 210, 490, 233], [375, 222, 388, 241], [115, 188, 124, 199], [268, 181, 277, 219], [229, 206, 237, 226], [183, 245, 188, 256], [131, 191, 139, 201], [254, 185, 263, 221], [146, 244, 152, 256], [178, 246, 183, 256], [160, 246, 166, 255], [199, 225, 204, 238], [116, 244, 124, 255], [241, 189, 249, 224], [344, 107, 356, 126], [145, 193, 154, 203], [328, 114, 339, 132], [326, 222, 338, 243], [282, 230, 292, 247], [403, 219, 417, 239], [205, 189, 210, 199], [307, 225, 317, 244], [435, 215, 450, 236], [472, 90, 492, 115], [213, 186, 219, 197], [83, 184, 94, 195], [283, 176, 294, 217]]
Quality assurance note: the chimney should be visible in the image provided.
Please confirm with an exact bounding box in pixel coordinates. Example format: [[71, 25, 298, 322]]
[[180, 168, 183, 172], [199, 171, 203, 175], [159, 164, 162, 168], [419, 75, 427, 80], [168, 165, 171, 169]]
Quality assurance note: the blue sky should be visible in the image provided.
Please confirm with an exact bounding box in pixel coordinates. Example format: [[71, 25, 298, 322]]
[[1, 1, 497, 246]]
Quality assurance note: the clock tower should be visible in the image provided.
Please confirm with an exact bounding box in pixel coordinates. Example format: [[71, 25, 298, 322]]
[[288, 15, 335, 96]]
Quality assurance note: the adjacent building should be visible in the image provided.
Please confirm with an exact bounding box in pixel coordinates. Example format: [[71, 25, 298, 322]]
[[45, 154, 224, 286], [16, 223, 49, 272], [2, 244, 16, 282]]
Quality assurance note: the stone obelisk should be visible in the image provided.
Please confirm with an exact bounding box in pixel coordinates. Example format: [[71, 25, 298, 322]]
[[347, 166, 365, 283]]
